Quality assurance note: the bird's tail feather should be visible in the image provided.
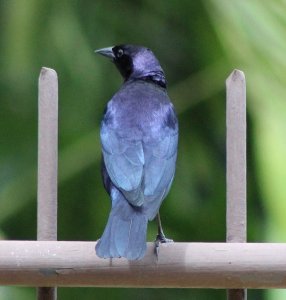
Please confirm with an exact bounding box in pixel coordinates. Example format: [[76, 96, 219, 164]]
[[96, 191, 148, 260]]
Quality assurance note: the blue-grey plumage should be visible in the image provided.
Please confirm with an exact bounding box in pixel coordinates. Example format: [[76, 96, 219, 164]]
[[95, 45, 178, 260]]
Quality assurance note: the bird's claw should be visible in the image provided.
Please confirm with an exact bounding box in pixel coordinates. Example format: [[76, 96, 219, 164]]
[[154, 233, 173, 259], [156, 233, 173, 244]]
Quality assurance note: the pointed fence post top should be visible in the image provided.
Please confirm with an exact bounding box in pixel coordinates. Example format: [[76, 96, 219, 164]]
[[226, 69, 245, 86], [39, 67, 57, 79], [38, 67, 58, 107]]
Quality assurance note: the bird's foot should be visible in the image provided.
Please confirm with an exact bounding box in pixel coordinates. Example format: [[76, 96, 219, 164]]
[[154, 232, 173, 259]]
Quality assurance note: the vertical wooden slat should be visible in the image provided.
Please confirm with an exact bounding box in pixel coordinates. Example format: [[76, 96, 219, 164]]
[[226, 69, 247, 300], [37, 67, 58, 300]]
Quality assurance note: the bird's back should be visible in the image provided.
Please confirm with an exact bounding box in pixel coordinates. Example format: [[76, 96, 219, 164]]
[[101, 79, 178, 220]]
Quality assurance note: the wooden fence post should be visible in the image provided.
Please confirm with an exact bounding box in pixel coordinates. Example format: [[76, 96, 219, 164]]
[[37, 67, 58, 300], [226, 69, 247, 300]]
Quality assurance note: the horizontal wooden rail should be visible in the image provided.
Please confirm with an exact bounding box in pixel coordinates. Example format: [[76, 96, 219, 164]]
[[0, 241, 286, 288]]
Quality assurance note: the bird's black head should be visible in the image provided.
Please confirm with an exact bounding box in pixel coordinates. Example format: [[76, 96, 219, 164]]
[[95, 45, 166, 87]]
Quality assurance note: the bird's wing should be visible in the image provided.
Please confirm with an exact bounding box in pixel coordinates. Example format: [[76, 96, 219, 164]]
[[143, 119, 178, 220], [100, 123, 145, 207]]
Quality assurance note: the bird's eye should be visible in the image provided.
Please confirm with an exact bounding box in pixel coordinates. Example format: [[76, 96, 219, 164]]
[[117, 49, 124, 58]]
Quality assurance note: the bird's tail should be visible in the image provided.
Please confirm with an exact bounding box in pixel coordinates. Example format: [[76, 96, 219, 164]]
[[96, 190, 148, 260]]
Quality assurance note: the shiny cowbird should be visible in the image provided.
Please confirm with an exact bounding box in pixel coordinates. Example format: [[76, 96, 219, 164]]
[[95, 45, 178, 260]]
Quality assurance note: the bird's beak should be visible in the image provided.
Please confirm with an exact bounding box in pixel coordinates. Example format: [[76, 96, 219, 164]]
[[94, 47, 115, 59]]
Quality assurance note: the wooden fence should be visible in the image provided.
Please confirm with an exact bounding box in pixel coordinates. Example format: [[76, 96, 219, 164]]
[[0, 68, 285, 300]]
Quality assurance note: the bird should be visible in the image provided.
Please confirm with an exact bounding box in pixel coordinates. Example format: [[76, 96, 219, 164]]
[[95, 44, 178, 260]]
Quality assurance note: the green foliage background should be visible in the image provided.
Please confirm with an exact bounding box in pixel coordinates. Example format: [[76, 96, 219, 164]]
[[0, 1, 286, 299]]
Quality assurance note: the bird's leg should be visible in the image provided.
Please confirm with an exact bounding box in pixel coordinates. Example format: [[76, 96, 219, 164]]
[[156, 212, 173, 243], [154, 212, 173, 258]]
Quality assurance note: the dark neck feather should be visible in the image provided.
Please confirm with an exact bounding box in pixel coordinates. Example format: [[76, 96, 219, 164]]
[[129, 70, 166, 88], [142, 71, 166, 88]]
